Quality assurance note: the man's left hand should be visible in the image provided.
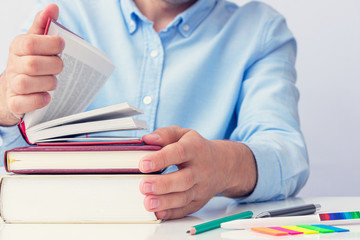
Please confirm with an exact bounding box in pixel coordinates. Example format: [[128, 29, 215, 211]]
[[139, 126, 257, 220]]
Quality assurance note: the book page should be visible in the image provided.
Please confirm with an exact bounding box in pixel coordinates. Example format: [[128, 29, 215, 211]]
[[23, 20, 115, 129], [26, 103, 143, 133], [28, 118, 148, 143]]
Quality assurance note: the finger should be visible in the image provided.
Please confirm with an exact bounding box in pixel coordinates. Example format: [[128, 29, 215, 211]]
[[11, 35, 64, 56], [156, 200, 207, 220], [142, 126, 191, 146], [27, 4, 59, 35], [139, 140, 194, 173], [18, 55, 63, 76], [140, 168, 195, 195], [11, 75, 57, 94], [140, 129, 207, 173], [143, 187, 196, 212], [8, 92, 51, 115]]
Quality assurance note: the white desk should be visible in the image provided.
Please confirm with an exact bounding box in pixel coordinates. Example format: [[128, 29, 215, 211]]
[[0, 196, 359, 240]]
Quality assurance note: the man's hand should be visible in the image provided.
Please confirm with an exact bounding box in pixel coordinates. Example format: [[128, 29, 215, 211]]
[[139, 126, 258, 220], [0, 4, 64, 126]]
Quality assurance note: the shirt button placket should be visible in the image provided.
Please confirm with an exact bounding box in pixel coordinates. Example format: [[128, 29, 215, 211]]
[[140, 27, 164, 133]]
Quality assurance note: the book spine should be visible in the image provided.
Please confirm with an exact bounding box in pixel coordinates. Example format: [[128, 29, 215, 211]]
[[3, 150, 10, 172], [17, 120, 33, 145], [44, 17, 51, 35]]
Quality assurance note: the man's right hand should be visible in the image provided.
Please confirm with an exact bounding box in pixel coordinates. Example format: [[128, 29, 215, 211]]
[[0, 4, 64, 126]]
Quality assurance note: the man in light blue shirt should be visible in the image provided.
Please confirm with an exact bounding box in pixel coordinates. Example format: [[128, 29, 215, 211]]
[[0, 0, 309, 220]]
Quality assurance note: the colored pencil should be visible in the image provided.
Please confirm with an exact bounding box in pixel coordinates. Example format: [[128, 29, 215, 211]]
[[187, 211, 253, 235]]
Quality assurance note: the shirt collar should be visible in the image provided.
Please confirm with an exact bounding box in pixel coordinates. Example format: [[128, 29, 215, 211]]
[[120, 0, 145, 34], [120, 0, 218, 37]]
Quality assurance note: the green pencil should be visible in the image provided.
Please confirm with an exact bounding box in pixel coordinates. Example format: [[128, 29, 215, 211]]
[[187, 211, 253, 235]]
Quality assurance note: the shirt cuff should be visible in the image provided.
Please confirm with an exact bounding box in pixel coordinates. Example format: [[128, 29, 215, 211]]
[[235, 141, 285, 203], [0, 125, 29, 167]]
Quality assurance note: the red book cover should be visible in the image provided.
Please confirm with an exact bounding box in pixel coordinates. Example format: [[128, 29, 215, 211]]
[[5, 144, 161, 174]]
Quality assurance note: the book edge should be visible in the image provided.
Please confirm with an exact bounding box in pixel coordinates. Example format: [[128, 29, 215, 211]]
[[0, 175, 5, 223]]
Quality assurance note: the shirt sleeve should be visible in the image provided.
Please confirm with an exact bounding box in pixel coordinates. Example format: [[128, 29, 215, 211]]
[[230, 15, 309, 202]]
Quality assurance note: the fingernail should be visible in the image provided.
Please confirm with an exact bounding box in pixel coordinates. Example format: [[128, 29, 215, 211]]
[[144, 182, 154, 194], [141, 160, 153, 171], [43, 93, 51, 105], [60, 38, 65, 51], [157, 210, 167, 220], [150, 198, 159, 210], [145, 133, 160, 141], [53, 76, 58, 89]]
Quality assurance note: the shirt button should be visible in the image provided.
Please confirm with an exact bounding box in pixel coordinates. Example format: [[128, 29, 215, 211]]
[[150, 50, 159, 58], [143, 96, 152, 105], [182, 24, 190, 31]]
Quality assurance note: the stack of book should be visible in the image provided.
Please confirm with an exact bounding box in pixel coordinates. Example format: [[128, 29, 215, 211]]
[[0, 19, 161, 224]]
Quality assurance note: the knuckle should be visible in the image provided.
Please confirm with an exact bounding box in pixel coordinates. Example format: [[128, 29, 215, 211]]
[[159, 179, 170, 193], [188, 129, 202, 141], [34, 11, 42, 21], [189, 130, 206, 151], [53, 36, 64, 52], [23, 37, 36, 55], [31, 94, 47, 109], [184, 188, 195, 205], [24, 57, 38, 74], [14, 75, 28, 93], [8, 97, 21, 115], [174, 142, 187, 164], [9, 35, 23, 54], [52, 57, 64, 75], [9, 40, 17, 54], [57, 58, 64, 73], [184, 169, 195, 189], [50, 76, 58, 90], [171, 125, 181, 132], [158, 150, 169, 169]]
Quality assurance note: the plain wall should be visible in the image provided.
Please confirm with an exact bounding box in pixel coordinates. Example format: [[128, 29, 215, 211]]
[[1, 1, 359, 196]]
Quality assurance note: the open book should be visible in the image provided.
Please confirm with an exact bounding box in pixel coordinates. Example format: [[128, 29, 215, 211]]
[[18, 19, 147, 144]]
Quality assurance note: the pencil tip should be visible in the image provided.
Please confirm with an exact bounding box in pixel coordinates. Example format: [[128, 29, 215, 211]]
[[186, 230, 190, 233], [189, 227, 196, 235]]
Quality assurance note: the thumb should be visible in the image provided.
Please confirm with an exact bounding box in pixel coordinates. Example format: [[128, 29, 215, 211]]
[[27, 4, 59, 35], [142, 126, 191, 146]]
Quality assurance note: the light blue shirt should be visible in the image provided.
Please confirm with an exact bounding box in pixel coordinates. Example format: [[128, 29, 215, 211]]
[[0, 0, 309, 203]]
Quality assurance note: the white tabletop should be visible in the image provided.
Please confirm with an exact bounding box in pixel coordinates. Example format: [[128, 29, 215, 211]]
[[0, 196, 359, 240]]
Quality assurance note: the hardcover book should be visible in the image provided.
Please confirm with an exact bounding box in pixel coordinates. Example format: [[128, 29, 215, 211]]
[[0, 174, 161, 223], [4, 144, 161, 174]]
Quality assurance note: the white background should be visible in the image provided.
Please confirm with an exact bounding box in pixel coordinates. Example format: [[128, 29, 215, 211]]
[[0, 1, 359, 197]]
